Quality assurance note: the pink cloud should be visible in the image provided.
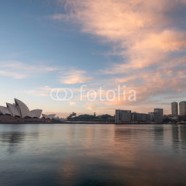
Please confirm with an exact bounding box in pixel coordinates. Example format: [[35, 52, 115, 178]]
[[59, 69, 92, 84], [53, 0, 186, 113]]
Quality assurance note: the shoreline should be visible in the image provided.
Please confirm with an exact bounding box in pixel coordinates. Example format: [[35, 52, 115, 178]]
[[0, 116, 185, 125], [0, 122, 185, 125]]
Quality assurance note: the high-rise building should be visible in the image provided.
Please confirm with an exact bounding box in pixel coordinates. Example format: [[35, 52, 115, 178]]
[[115, 110, 131, 124], [154, 108, 163, 123], [179, 101, 186, 116], [171, 102, 178, 116]]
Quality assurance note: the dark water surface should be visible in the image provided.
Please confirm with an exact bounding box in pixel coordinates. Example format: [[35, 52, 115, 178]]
[[0, 124, 186, 186]]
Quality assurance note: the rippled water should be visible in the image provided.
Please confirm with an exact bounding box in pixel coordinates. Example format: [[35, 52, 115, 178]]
[[0, 124, 186, 186]]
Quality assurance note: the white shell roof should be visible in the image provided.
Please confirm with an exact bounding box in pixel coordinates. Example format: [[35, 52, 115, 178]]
[[14, 98, 31, 118], [6, 103, 21, 117], [30, 109, 42, 118]]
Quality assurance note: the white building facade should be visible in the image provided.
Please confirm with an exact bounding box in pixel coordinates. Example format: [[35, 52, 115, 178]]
[[115, 110, 131, 124]]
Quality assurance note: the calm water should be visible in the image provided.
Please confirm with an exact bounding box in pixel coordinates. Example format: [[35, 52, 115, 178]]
[[0, 124, 186, 186]]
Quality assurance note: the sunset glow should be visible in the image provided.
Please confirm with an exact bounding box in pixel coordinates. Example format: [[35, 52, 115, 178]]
[[0, 0, 186, 116]]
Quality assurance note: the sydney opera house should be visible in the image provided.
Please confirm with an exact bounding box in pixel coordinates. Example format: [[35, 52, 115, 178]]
[[0, 98, 56, 123]]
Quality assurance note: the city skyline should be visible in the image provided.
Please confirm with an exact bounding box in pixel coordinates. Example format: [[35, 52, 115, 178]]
[[0, 0, 186, 115], [1, 96, 185, 119]]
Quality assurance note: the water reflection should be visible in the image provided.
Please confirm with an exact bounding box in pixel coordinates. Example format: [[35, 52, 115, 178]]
[[0, 124, 186, 186], [0, 131, 26, 153], [154, 125, 164, 145], [172, 125, 180, 151], [0, 131, 25, 144], [171, 125, 186, 150], [0, 124, 39, 154], [180, 125, 186, 149]]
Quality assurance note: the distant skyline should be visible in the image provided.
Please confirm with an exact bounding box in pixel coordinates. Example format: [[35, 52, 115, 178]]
[[0, 0, 186, 116]]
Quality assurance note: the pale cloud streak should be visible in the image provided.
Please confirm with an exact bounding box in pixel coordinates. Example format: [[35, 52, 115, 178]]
[[23, 86, 52, 97], [0, 61, 92, 85], [0, 61, 58, 79], [0, 70, 28, 79], [59, 69, 92, 84], [2, 61, 58, 72]]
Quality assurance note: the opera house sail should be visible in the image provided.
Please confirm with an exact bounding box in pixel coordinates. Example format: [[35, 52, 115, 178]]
[[6, 103, 21, 117], [30, 109, 43, 118]]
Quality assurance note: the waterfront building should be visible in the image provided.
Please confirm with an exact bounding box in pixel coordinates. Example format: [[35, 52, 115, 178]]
[[171, 102, 178, 116], [154, 108, 164, 123], [179, 101, 186, 116], [115, 110, 131, 124], [132, 112, 150, 123], [0, 98, 42, 118], [148, 112, 154, 121]]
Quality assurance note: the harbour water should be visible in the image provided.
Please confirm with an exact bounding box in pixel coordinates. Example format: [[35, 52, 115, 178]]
[[0, 124, 186, 186]]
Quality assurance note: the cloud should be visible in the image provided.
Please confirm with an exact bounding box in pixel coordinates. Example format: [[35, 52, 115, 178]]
[[50, 13, 71, 22], [52, 0, 186, 112], [59, 69, 92, 84], [0, 70, 28, 79], [2, 61, 58, 72], [0, 61, 58, 79], [0, 61, 92, 88], [22, 86, 52, 97]]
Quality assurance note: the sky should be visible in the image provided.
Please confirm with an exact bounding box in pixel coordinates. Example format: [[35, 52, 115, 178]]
[[0, 0, 186, 117]]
